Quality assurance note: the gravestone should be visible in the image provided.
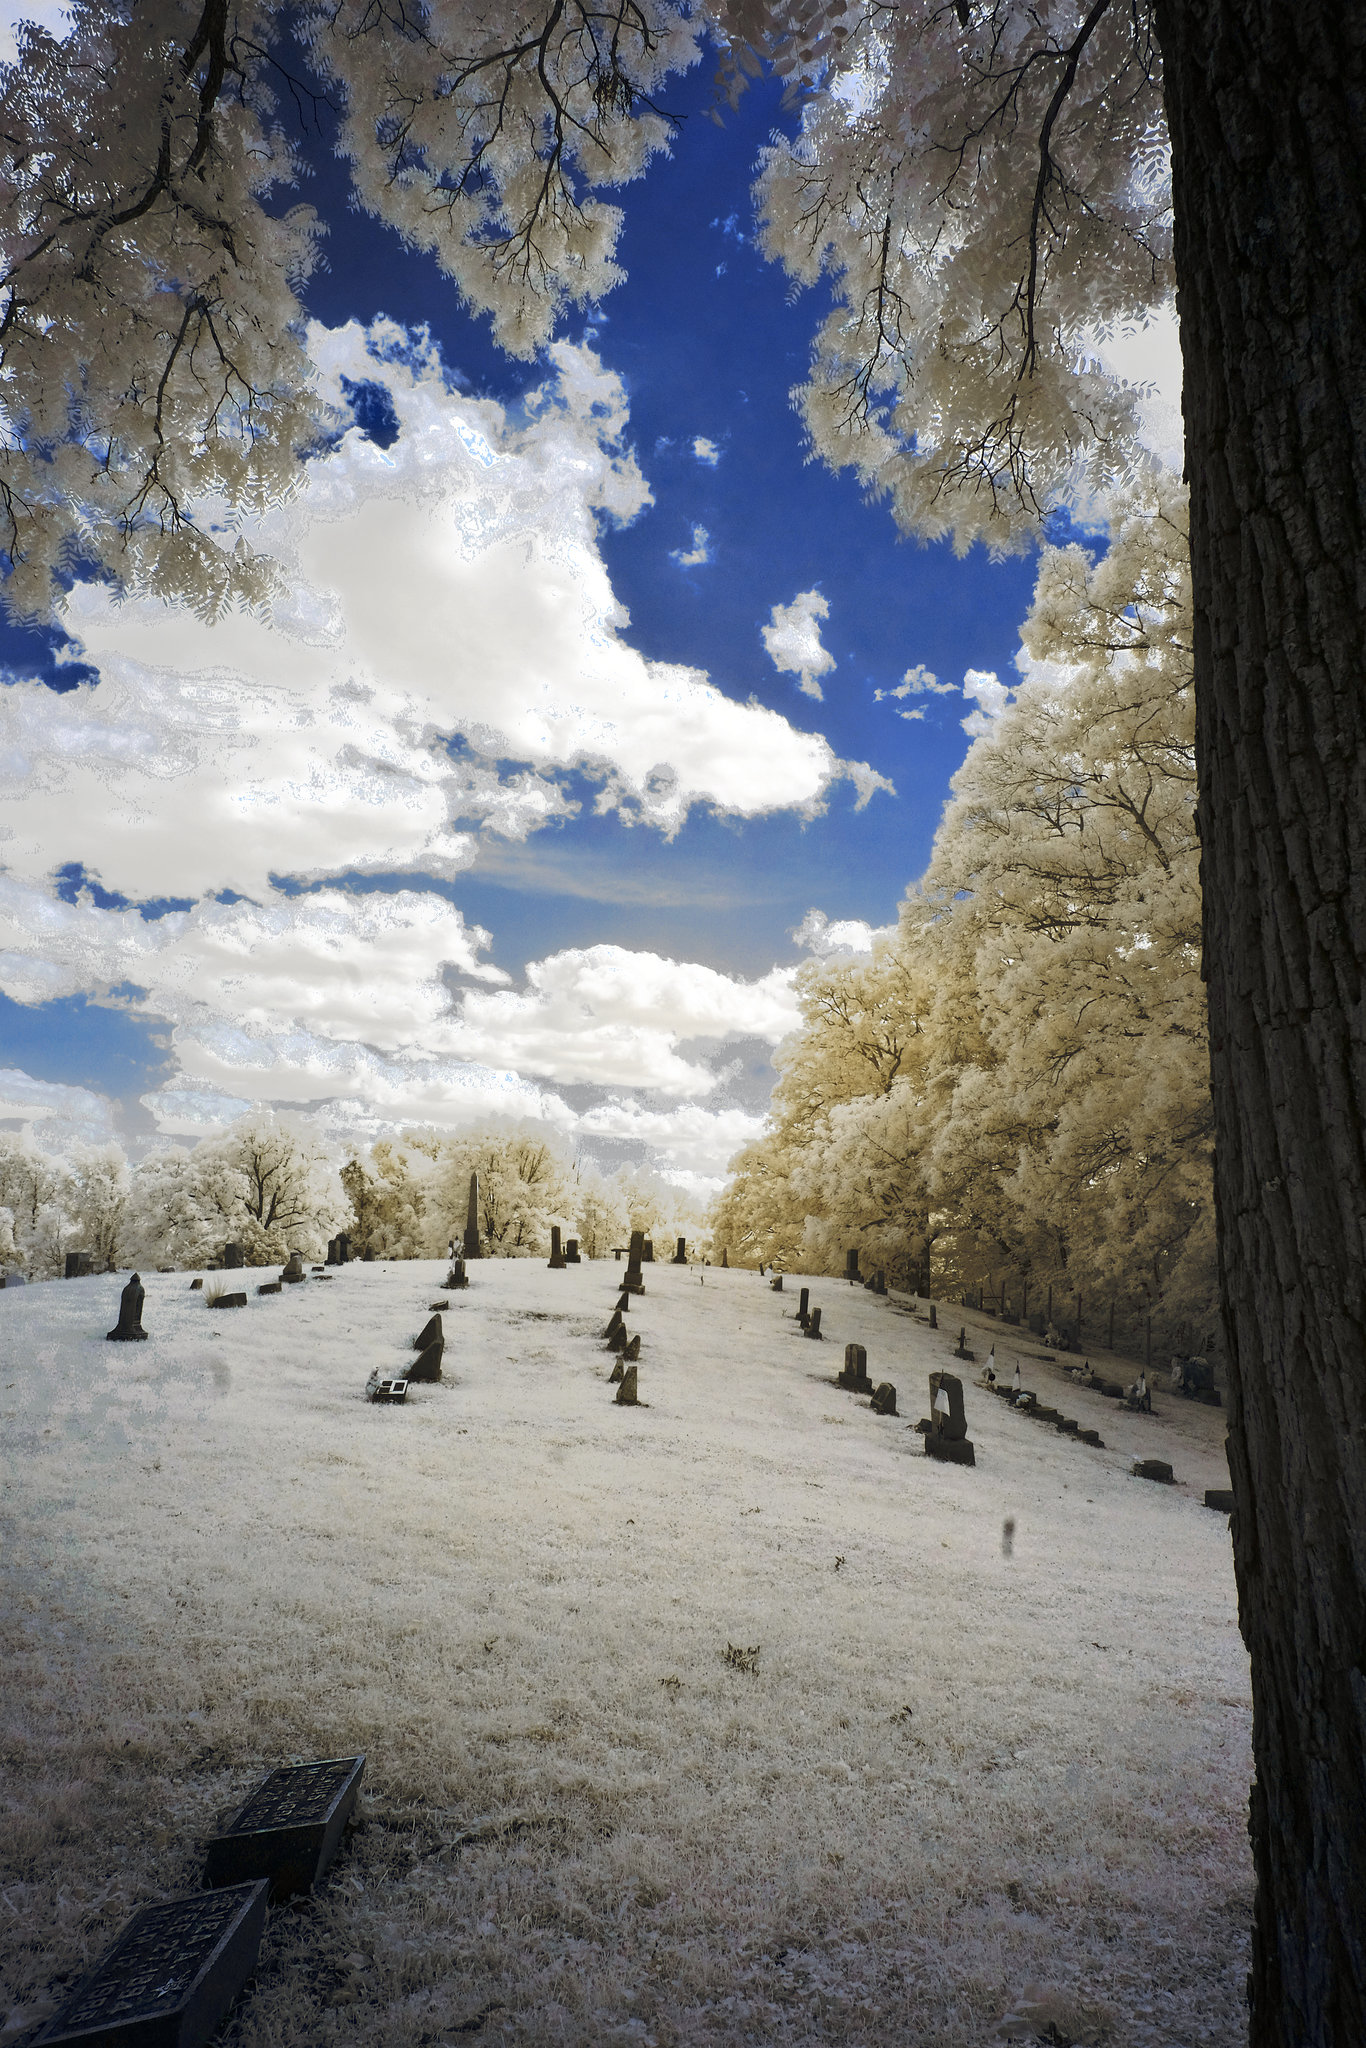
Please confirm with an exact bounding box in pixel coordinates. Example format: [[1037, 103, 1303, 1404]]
[[870, 1381, 898, 1416], [325, 1237, 339, 1265], [366, 1372, 408, 1404], [429, 1298, 449, 1310], [63, 1251, 93, 1280], [281, 1252, 305, 1284], [190, 1277, 204, 1291], [257, 1280, 282, 1295], [209, 1291, 248, 1309], [614, 1290, 632, 1315], [643, 1239, 654, 1263], [407, 1338, 444, 1383], [623, 1230, 646, 1295], [548, 1225, 566, 1270], [615, 1364, 639, 1406], [1133, 1458, 1175, 1484], [928, 1304, 938, 1330], [845, 1248, 860, 1283], [622, 1333, 641, 1363], [954, 1328, 976, 1362], [720, 1247, 728, 1267], [203, 1755, 365, 1899], [770, 1274, 783, 1291], [106, 1273, 148, 1342], [838, 1343, 872, 1393], [804, 1307, 823, 1340], [923, 1371, 975, 1466], [798, 1286, 810, 1328], [672, 1236, 688, 1264], [222, 1243, 243, 1270], [608, 1324, 628, 1353], [603, 1309, 623, 1342], [413, 1314, 443, 1351], [609, 1353, 625, 1385], [33, 1879, 269, 2048], [1205, 1488, 1236, 1513], [1078, 1428, 1105, 1448], [446, 1256, 468, 1290], [565, 1238, 581, 1263], [336, 1232, 350, 1264], [462, 1172, 482, 1259]]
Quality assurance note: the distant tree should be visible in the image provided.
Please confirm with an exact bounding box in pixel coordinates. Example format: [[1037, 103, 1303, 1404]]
[[126, 1117, 343, 1265], [66, 1143, 133, 1271], [570, 1167, 628, 1260], [430, 1126, 573, 1256], [339, 1140, 429, 1260], [0, 1134, 75, 1276]]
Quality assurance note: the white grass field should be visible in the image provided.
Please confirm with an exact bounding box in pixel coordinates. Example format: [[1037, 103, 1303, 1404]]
[[0, 1260, 1252, 2047]]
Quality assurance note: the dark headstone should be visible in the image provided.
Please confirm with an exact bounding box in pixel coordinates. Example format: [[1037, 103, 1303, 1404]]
[[210, 1292, 248, 1309], [282, 1252, 305, 1283], [257, 1280, 282, 1295], [1133, 1458, 1175, 1484], [222, 1242, 243, 1270], [190, 1277, 203, 1290], [413, 1313, 443, 1352], [873, 1269, 887, 1296], [429, 1299, 449, 1310], [1079, 1428, 1105, 1447], [925, 1434, 976, 1467], [928, 1303, 938, 1330], [720, 1248, 728, 1268], [366, 1372, 407, 1404], [615, 1289, 632, 1314], [927, 1370, 969, 1444], [608, 1325, 628, 1353], [106, 1273, 148, 1342], [1057, 1417, 1079, 1434], [623, 1229, 645, 1291], [838, 1342, 872, 1392], [798, 1286, 810, 1328], [845, 1247, 860, 1283], [325, 1237, 339, 1265], [1205, 1488, 1236, 1513], [408, 1338, 444, 1383], [615, 1365, 639, 1405], [954, 1327, 975, 1361], [548, 1224, 566, 1269], [609, 1354, 625, 1385], [804, 1306, 823, 1340], [672, 1236, 688, 1264], [446, 1257, 468, 1290], [643, 1239, 654, 1263], [336, 1232, 350, 1264], [869, 1381, 898, 1416], [203, 1756, 365, 1900], [565, 1238, 581, 1263], [463, 1172, 482, 1259], [770, 1274, 783, 1291], [603, 1310, 623, 1342], [34, 1880, 269, 2048], [63, 1251, 93, 1280], [622, 1333, 641, 1363]]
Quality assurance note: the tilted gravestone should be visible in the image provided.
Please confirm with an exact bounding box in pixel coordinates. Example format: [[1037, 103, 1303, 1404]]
[[797, 1285, 810, 1328], [462, 1172, 482, 1259], [924, 1371, 975, 1465], [106, 1273, 148, 1342], [33, 1880, 269, 2048], [189, 1277, 204, 1291], [203, 1756, 365, 1900], [838, 1343, 872, 1393], [870, 1381, 898, 1416], [413, 1314, 443, 1352], [615, 1364, 639, 1406], [672, 1236, 688, 1264], [803, 1306, 823, 1340], [407, 1338, 444, 1383], [222, 1242, 244, 1270], [548, 1224, 567, 1269]]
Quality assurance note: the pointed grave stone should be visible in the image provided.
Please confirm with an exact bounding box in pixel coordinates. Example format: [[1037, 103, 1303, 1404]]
[[408, 1338, 444, 1383], [622, 1333, 641, 1363], [609, 1354, 625, 1384], [106, 1272, 148, 1342], [462, 1172, 482, 1259], [615, 1364, 639, 1405], [603, 1309, 624, 1342], [413, 1313, 443, 1351]]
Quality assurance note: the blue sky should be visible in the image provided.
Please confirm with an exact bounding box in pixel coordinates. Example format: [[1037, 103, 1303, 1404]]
[[0, 35, 1177, 1188]]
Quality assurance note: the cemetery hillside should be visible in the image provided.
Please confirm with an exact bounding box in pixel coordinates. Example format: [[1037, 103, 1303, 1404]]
[[2, 1248, 1251, 2047]]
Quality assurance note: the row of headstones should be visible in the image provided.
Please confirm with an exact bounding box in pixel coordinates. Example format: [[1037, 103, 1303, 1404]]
[[189, 1249, 330, 1310], [31, 1757, 366, 2047], [602, 1230, 650, 1402]]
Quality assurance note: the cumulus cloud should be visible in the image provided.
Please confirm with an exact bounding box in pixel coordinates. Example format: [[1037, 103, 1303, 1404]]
[[577, 1098, 767, 1178], [875, 663, 958, 721], [961, 667, 1013, 737], [670, 523, 712, 567], [0, 1065, 118, 1145], [762, 590, 837, 701], [430, 945, 801, 1096], [792, 908, 891, 959], [692, 437, 721, 466]]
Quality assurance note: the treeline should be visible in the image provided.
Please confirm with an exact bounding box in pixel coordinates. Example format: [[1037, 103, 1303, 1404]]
[[711, 483, 1217, 1358], [0, 1120, 705, 1276]]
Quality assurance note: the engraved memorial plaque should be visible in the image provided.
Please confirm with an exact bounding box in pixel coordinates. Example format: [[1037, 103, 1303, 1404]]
[[202, 1755, 365, 1899], [36, 1879, 268, 2047]]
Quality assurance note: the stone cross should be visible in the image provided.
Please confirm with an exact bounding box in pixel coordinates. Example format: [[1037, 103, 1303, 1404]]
[[462, 1172, 482, 1259], [106, 1272, 148, 1342]]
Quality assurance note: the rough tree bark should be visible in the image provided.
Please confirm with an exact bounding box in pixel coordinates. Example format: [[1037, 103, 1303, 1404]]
[[1155, 2, 1366, 2041]]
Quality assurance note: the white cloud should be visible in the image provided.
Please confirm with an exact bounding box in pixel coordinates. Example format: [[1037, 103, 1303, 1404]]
[[961, 667, 1012, 737], [876, 662, 957, 702], [692, 437, 721, 466], [670, 523, 712, 567], [762, 590, 837, 701], [577, 1099, 767, 1178], [1087, 301, 1184, 473], [0, 1065, 118, 1145], [791, 909, 891, 959], [0, 1, 70, 64], [430, 945, 802, 1097]]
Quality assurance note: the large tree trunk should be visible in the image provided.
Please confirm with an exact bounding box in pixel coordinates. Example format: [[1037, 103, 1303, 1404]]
[[1155, 3, 1366, 2041]]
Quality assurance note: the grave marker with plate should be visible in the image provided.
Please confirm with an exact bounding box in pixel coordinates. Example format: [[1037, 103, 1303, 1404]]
[[203, 1755, 365, 1899]]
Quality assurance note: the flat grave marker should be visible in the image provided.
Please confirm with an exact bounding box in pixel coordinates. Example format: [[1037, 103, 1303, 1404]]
[[203, 1756, 365, 1900], [35, 1879, 268, 2048]]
